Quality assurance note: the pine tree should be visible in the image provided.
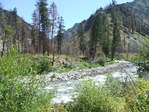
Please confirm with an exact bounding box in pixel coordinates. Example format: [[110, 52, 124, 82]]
[[111, 11, 121, 61], [36, 0, 50, 54], [78, 23, 85, 55], [1, 25, 14, 57], [12, 7, 18, 44], [102, 13, 111, 58], [112, 0, 117, 5], [57, 16, 65, 55], [89, 13, 103, 59], [20, 19, 26, 52], [90, 15, 98, 59], [0, 6, 6, 27]]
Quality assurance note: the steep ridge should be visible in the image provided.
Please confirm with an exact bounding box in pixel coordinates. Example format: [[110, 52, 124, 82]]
[[64, 23, 80, 41], [0, 8, 34, 52], [83, 0, 149, 35], [106, 0, 149, 35], [65, 0, 149, 53]]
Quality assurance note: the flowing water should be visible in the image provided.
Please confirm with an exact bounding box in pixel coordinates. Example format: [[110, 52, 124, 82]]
[[44, 61, 138, 104]]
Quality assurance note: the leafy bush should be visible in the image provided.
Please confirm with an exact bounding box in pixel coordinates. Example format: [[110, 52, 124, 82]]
[[65, 77, 149, 112], [57, 63, 74, 73], [137, 38, 149, 77], [32, 58, 56, 74], [104, 75, 122, 96], [66, 79, 123, 112], [0, 48, 53, 111], [123, 79, 149, 112], [97, 56, 106, 66], [80, 61, 91, 69]]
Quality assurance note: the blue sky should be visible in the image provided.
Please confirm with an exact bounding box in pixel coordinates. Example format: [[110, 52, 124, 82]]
[[1, 0, 133, 29]]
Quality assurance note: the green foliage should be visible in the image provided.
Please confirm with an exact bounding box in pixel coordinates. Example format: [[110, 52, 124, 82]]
[[137, 39, 149, 76], [90, 13, 104, 59], [78, 23, 86, 54], [104, 75, 122, 96], [3, 25, 14, 37], [124, 56, 138, 63], [0, 48, 53, 111], [65, 77, 149, 112], [111, 9, 121, 61], [89, 14, 100, 59], [101, 13, 111, 58], [0, 8, 6, 26], [36, 0, 50, 54], [57, 63, 75, 73], [32, 58, 55, 74], [57, 16, 65, 54], [50, 74, 56, 78], [97, 56, 106, 66], [56, 60, 102, 73], [36, 0, 49, 29], [1, 25, 14, 57], [66, 79, 123, 112], [89, 11, 111, 60], [123, 79, 149, 112]]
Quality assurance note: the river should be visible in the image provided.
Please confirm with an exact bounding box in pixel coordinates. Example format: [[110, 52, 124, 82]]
[[44, 61, 138, 104]]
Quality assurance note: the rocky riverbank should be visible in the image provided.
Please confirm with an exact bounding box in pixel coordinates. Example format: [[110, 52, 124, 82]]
[[44, 60, 137, 83]]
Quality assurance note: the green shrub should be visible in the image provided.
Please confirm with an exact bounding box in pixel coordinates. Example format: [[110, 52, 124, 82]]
[[50, 74, 56, 78], [65, 77, 149, 112], [104, 75, 122, 96], [0, 48, 53, 111], [137, 38, 149, 78], [66, 79, 123, 112], [80, 61, 91, 69], [123, 79, 149, 112], [97, 57, 106, 66], [32, 58, 56, 74]]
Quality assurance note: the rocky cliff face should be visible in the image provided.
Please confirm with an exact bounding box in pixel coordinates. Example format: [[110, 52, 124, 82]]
[[64, 23, 80, 41]]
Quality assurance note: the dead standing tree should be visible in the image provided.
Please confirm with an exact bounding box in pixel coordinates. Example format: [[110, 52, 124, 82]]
[[49, 2, 58, 65], [32, 10, 40, 53]]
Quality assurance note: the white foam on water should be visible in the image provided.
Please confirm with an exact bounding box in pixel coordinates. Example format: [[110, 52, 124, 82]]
[[45, 61, 138, 104], [51, 95, 73, 104]]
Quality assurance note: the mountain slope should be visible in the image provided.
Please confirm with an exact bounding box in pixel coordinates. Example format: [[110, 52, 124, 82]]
[[83, 0, 149, 35], [64, 23, 80, 41], [64, 0, 149, 53], [106, 0, 149, 36], [0, 8, 34, 52]]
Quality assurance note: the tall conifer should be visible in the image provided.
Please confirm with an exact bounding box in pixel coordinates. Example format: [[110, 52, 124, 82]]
[[111, 10, 121, 60], [36, 0, 50, 54], [57, 16, 65, 55]]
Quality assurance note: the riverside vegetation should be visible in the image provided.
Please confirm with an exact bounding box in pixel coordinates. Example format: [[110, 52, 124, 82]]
[[0, 0, 149, 111], [0, 39, 149, 112], [0, 46, 54, 111]]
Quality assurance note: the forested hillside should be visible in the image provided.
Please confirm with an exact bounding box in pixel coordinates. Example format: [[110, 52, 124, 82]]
[[0, 8, 33, 53], [64, 0, 149, 57], [0, 0, 149, 58]]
